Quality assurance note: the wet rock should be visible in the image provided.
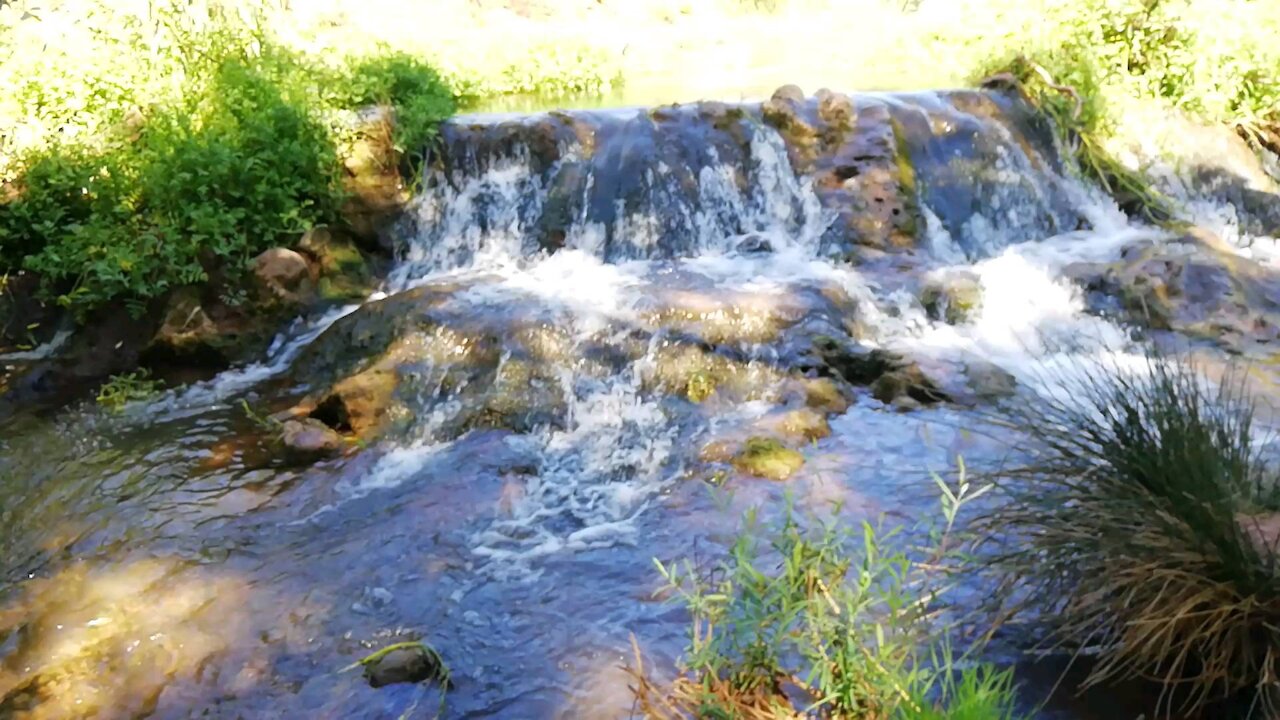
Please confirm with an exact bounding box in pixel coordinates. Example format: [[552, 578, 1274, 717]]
[[736, 234, 774, 255], [338, 109, 409, 249], [921, 272, 983, 324], [148, 287, 225, 364], [698, 438, 738, 463], [1079, 231, 1280, 353], [365, 646, 445, 689], [871, 364, 948, 406], [252, 247, 312, 300], [309, 366, 398, 436], [297, 226, 373, 303], [964, 360, 1018, 400], [801, 377, 851, 414], [816, 89, 854, 128], [775, 408, 831, 442], [733, 436, 804, 481], [280, 418, 343, 463], [810, 336, 898, 385]]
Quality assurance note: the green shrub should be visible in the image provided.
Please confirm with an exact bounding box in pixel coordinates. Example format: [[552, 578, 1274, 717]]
[[632, 471, 1023, 719], [0, 2, 454, 317], [976, 353, 1280, 715]]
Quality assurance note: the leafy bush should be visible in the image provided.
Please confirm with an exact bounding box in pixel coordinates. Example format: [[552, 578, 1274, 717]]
[[976, 353, 1280, 715], [632, 471, 1023, 719], [0, 2, 454, 316], [973, 0, 1280, 221]]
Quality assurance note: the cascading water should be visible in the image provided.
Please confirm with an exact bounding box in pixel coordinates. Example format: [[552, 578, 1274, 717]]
[[2, 88, 1277, 719]]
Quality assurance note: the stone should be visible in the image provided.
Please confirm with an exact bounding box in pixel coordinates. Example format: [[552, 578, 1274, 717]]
[[777, 408, 831, 442], [733, 437, 804, 481], [309, 367, 398, 437], [149, 287, 224, 362], [872, 364, 947, 406], [771, 85, 806, 104], [736, 234, 774, 255], [810, 336, 898, 385], [365, 646, 445, 689], [816, 89, 855, 128], [280, 419, 343, 463], [964, 360, 1017, 400], [698, 439, 737, 463], [921, 272, 983, 325], [252, 247, 311, 299], [802, 377, 851, 414]]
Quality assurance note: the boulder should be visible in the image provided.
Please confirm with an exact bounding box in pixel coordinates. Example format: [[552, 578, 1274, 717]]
[[280, 419, 343, 463]]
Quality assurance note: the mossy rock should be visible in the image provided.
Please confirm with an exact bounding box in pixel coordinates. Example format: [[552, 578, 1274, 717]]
[[778, 408, 831, 442], [802, 377, 851, 414], [733, 437, 804, 481], [921, 273, 983, 325]]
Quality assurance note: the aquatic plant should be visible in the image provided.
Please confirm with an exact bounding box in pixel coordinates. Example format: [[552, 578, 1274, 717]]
[[975, 353, 1280, 716], [631, 469, 1020, 719], [95, 369, 164, 411]]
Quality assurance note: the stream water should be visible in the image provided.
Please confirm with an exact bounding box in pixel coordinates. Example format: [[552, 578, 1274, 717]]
[[1, 90, 1277, 719]]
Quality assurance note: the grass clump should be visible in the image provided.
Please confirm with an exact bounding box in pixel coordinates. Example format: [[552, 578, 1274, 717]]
[[0, 2, 454, 317], [976, 353, 1280, 715], [632, 472, 1023, 719]]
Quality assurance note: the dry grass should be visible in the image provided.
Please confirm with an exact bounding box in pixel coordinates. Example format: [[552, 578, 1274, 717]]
[[975, 353, 1280, 717]]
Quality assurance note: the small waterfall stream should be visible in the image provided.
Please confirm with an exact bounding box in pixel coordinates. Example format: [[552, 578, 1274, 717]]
[[1, 89, 1277, 719]]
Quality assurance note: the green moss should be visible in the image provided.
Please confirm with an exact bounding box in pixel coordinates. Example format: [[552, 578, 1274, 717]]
[[685, 370, 718, 403], [733, 436, 804, 481]]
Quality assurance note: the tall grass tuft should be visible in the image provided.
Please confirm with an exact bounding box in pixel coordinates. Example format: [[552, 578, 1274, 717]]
[[976, 353, 1280, 716], [631, 477, 1026, 719]]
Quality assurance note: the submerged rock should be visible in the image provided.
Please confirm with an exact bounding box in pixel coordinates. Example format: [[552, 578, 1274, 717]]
[[871, 364, 948, 406], [364, 645, 447, 689], [280, 419, 343, 463], [921, 271, 983, 325], [733, 437, 804, 481]]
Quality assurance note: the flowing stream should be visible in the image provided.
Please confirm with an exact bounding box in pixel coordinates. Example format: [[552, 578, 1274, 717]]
[[1, 90, 1278, 719]]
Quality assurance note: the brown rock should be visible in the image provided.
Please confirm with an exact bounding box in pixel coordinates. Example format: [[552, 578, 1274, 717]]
[[310, 367, 398, 437], [280, 419, 343, 463], [149, 287, 223, 362], [872, 364, 947, 406], [816, 89, 854, 128], [253, 247, 312, 299], [802, 377, 851, 414]]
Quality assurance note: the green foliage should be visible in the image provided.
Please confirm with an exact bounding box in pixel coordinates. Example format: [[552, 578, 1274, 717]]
[[636, 469, 1021, 719], [95, 369, 164, 411], [0, 2, 454, 316], [973, 0, 1280, 222], [976, 353, 1280, 715]]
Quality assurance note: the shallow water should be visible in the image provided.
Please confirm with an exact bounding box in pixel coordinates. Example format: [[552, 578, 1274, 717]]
[[1, 91, 1276, 718]]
